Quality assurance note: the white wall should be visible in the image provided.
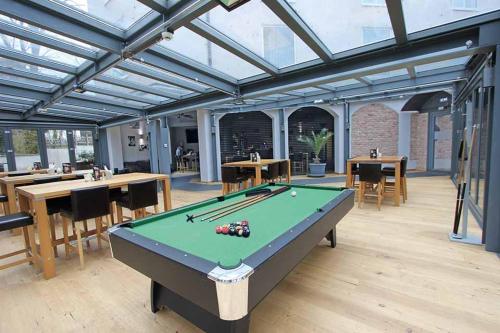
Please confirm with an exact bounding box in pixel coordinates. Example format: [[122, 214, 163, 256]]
[[120, 124, 150, 162], [106, 126, 123, 170], [197, 109, 215, 182]]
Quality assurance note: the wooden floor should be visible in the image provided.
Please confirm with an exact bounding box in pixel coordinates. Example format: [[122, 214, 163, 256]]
[[1, 176, 499, 332]]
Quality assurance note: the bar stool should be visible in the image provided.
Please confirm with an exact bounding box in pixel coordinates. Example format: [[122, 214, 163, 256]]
[[358, 164, 386, 210], [351, 163, 360, 188], [278, 160, 289, 182], [116, 180, 159, 222], [221, 166, 248, 194], [0, 212, 37, 271], [60, 186, 111, 269], [33, 176, 68, 257], [382, 156, 408, 203], [262, 162, 280, 183]]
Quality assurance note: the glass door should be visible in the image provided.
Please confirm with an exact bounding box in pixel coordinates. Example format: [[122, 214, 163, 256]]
[[73, 130, 95, 170], [45, 129, 70, 168], [12, 129, 41, 171]]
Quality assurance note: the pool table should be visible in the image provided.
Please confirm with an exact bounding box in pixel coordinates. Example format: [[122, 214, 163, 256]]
[[109, 183, 354, 333]]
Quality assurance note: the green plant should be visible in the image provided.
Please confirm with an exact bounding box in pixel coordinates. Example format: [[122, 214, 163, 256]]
[[297, 128, 333, 163]]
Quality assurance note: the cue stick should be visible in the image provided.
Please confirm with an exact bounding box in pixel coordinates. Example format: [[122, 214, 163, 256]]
[[205, 186, 291, 222], [186, 193, 267, 222], [452, 134, 466, 234]]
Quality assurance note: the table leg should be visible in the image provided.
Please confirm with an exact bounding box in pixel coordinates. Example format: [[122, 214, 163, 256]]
[[6, 184, 17, 214], [161, 178, 172, 211], [255, 167, 262, 186], [33, 199, 56, 279], [395, 162, 401, 207], [286, 160, 291, 183], [346, 161, 352, 188]]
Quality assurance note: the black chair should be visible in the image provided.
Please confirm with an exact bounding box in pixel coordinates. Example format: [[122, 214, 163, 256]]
[[60, 186, 111, 268], [0, 212, 37, 271], [221, 166, 248, 194], [116, 180, 158, 222], [278, 160, 289, 182], [350, 163, 360, 187], [33, 176, 70, 257], [358, 164, 386, 210], [262, 162, 280, 183], [382, 156, 408, 203]]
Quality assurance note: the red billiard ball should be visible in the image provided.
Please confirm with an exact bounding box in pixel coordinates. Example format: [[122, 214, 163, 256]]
[[222, 226, 229, 234], [241, 220, 248, 226], [215, 226, 222, 234]]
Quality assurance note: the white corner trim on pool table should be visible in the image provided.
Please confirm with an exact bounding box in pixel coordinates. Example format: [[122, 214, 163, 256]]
[[208, 263, 254, 321]]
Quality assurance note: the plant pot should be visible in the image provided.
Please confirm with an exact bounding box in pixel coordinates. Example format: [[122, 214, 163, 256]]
[[308, 163, 326, 177]]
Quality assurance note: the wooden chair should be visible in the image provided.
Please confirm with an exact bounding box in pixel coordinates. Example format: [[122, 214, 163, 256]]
[[0, 194, 8, 216], [0, 212, 38, 271], [116, 180, 159, 222], [61, 186, 111, 269], [221, 166, 248, 195], [382, 156, 408, 203], [358, 164, 386, 210]]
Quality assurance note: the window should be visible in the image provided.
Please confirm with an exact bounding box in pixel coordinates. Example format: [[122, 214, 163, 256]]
[[452, 0, 477, 10], [12, 129, 41, 171], [362, 26, 393, 44], [74, 130, 95, 170], [45, 130, 70, 168], [361, 0, 385, 6], [263, 26, 295, 68], [0, 130, 7, 171]]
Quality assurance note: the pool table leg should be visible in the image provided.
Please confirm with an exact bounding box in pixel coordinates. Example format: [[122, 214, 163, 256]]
[[326, 227, 337, 248], [150, 280, 251, 333]]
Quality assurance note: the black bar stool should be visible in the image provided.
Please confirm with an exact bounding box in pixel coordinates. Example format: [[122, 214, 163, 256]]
[[60, 186, 111, 269], [116, 180, 159, 222], [351, 163, 360, 188], [278, 160, 289, 182], [382, 156, 408, 203], [358, 164, 386, 210], [0, 212, 37, 271], [221, 166, 248, 195], [262, 162, 280, 183]]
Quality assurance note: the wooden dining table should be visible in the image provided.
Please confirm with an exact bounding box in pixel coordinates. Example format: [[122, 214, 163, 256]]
[[346, 156, 404, 206], [15, 172, 171, 279], [0, 171, 90, 215], [0, 169, 47, 178], [223, 159, 291, 186]]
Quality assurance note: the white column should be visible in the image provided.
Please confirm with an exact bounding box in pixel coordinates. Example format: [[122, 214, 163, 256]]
[[106, 126, 123, 170], [197, 109, 215, 182], [263, 110, 281, 159], [330, 104, 345, 174]]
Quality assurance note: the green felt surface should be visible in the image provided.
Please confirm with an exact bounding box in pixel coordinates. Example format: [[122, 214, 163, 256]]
[[129, 184, 344, 268]]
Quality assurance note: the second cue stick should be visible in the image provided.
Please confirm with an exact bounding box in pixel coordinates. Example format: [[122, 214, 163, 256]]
[[207, 186, 291, 222]]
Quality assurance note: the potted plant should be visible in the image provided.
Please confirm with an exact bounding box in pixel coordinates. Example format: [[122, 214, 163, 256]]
[[298, 128, 333, 177]]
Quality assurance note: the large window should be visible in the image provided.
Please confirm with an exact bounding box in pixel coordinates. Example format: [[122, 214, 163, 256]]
[[362, 26, 392, 44], [12, 129, 41, 171], [263, 26, 295, 68], [45, 130, 70, 168], [74, 130, 95, 170], [452, 0, 477, 10], [0, 130, 7, 171], [361, 0, 385, 6]]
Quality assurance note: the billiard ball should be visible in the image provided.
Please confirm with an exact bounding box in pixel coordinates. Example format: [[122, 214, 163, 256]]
[[237, 229, 243, 237], [215, 226, 222, 234], [241, 220, 248, 226], [229, 227, 235, 236], [291, 191, 297, 197], [222, 226, 229, 234], [242, 229, 250, 237]]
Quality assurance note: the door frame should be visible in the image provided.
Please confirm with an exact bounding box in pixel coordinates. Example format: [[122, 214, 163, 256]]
[[426, 110, 452, 171]]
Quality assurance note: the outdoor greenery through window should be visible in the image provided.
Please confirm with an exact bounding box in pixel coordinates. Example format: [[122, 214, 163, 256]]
[[12, 129, 40, 171], [74, 130, 94, 170]]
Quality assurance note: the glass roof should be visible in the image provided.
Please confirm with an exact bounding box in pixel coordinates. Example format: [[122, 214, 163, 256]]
[[102, 67, 195, 96], [79, 91, 150, 107], [286, 0, 394, 54], [0, 34, 86, 66], [159, 27, 265, 80], [50, 0, 152, 30], [364, 68, 409, 81], [0, 14, 99, 51], [0, 73, 55, 88], [201, 1, 317, 68], [286, 87, 325, 94], [322, 79, 361, 89], [85, 80, 168, 102], [0, 57, 68, 78], [415, 56, 470, 72], [403, 0, 500, 33]]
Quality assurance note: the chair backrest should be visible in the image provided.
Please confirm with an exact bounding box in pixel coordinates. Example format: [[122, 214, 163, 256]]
[[278, 161, 289, 177], [232, 155, 248, 162], [267, 162, 280, 179], [33, 176, 62, 185], [117, 168, 130, 175], [351, 163, 359, 172], [400, 156, 408, 176], [8, 172, 30, 177], [70, 185, 110, 221], [221, 166, 240, 183], [359, 164, 383, 183], [127, 180, 158, 210]]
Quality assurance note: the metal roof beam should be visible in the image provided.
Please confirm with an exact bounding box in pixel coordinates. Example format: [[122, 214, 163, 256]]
[[0, 101, 30, 110], [58, 96, 145, 117], [43, 108, 109, 120], [385, 0, 408, 45], [356, 77, 373, 86], [0, 94, 37, 105], [407, 66, 416, 79], [0, 20, 98, 60], [186, 19, 279, 75], [0, 81, 50, 100], [50, 103, 133, 117], [95, 75, 180, 100], [83, 85, 161, 105], [262, 0, 332, 62], [41, 110, 102, 122]]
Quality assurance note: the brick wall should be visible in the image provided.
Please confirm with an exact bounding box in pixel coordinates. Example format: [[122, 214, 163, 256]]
[[351, 103, 399, 157], [410, 113, 428, 170]]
